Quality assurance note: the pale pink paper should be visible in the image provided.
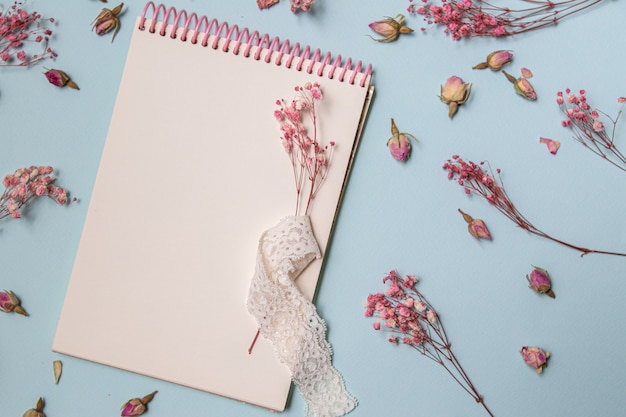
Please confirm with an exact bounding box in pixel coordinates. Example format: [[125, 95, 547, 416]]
[[53, 16, 372, 412]]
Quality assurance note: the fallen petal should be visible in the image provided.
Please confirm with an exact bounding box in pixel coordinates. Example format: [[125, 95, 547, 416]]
[[521, 67, 533, 78], [539, 137, 560, 155]]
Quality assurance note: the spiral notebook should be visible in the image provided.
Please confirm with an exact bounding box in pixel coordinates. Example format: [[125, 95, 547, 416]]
[[52, 1, 373, 412]]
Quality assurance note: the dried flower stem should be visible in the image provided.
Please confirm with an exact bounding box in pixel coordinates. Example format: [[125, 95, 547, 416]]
[[366, 270, 495, 416], [443, 155, 626, 257], [275, 82, 334, 216], [558, 89, 626, 172], [408, 0, 604, 40]]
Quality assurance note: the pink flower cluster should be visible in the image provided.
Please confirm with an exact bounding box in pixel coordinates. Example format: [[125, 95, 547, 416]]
[[365, 270, 494, 416], [557, 89, 626, 172], [274, 83, 334, 215], [289, 0, 314, 12], [0, 1, 56, 66], [1, 166, 69, 220], [407, 0, 604, 40], [365, 271, 435, 347]]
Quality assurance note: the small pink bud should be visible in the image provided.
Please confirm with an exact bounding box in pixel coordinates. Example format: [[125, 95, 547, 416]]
[[44, 69, 79, 90], [458, 209, 492, 240], [520, 346, 550, 373], [526, 266, 555, 298], [387, 118, 418, 161], [0, 290, 28, 316], [121, 391, 157, 417], [368, 14, 413, 42], [473, 50, 513, 71], [92, 3, 124, 43], [439, 76, 472, 118], [257, 0, 279, 9], [504, 71, 537, 100], [539, 137, 560, 155]]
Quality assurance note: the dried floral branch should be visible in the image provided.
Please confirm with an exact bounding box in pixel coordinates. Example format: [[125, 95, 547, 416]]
[[0, 1, 56, 67], [275, 83, 334, 216], [366, 270, 495, 417], [443, 155, 626, 257], [557, 89, 626, 171], [1, 166, 70, 221], [408, 0, 604, 40]]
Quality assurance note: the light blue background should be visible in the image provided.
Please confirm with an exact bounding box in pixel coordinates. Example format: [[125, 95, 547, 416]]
[[2, 1, 625, 416]]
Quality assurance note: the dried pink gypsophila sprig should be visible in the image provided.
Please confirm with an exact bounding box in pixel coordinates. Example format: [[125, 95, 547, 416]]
[[0, 1, 56, 66], [1, 166, 70, 220], [443, 155, 626, 257], [558, 89, 626, 172], [366, 270, 495, 417], [275, 82, 334, 215], [407, 0, 604, 40]]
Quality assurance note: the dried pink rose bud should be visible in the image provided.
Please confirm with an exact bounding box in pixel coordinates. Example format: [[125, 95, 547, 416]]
[[473, 50, 513, 71], [439, 76, 472, 118], [503, 70, 537, 100], [458, 209, 492, 240], [520, 346, 550, 373], [0, 290, 28, 316], [22, 397, 45, 417], [387, 118, 418, 161], [368, 14, 413, 42], [121, 391, 157, 416], [526, 266, 555, 298], [44, 69, 79, 90], [92, 3, 124, 43]]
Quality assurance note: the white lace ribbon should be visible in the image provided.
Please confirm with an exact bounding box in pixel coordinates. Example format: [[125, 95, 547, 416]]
[[247, 215, 357, 417]]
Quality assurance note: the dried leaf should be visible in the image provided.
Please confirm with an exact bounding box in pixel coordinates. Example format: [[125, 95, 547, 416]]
[[53, 360, 62, 384]]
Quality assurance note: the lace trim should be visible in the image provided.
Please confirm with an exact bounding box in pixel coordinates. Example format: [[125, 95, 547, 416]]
[[247, 215, 357, 417]]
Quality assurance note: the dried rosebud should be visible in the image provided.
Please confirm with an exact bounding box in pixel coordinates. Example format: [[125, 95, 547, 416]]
[[439, 76, 472, 118], [92, 3, 124, 43], [539, 137, 560, 155], [473, 50, 513, 71], [0, 290, 28, 316], [121, 391, 157, 416], [520, 346, 550, 373], [526, 266, 555, 298], [22, 397, 45, 417], [368, 14, 413, 42], [44, 69, 79, 90], [503, 70, 537, 100], [458, 209, 491, 240], [387, 118, 418, 161]]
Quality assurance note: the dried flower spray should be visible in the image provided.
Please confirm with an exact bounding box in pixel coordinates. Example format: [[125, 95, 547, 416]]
[[366, 270, 495, 416]]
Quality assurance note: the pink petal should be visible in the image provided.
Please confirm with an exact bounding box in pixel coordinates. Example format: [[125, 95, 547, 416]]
[[521, 67, 533, 78], [539, 137, 560, 155]]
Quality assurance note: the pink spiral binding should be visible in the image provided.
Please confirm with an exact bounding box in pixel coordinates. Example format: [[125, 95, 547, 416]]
[[139, 1, 372, 87]]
